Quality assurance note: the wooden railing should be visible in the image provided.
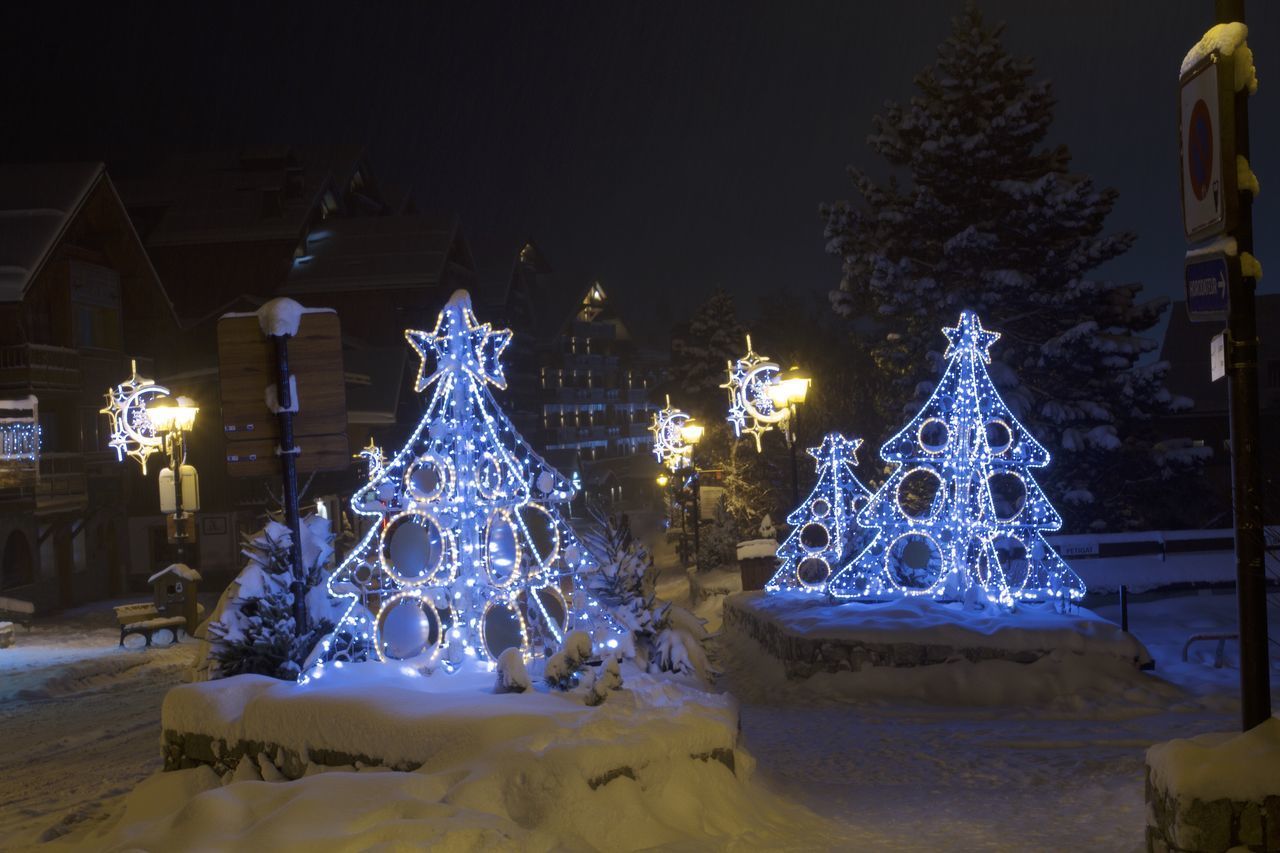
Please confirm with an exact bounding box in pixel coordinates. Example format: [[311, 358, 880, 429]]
[[0, 344, 81, 390]]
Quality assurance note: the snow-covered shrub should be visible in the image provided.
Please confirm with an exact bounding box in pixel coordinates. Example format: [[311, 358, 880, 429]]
[[202, 514, 335, 682], [494, 647, 531, 693], [545, 630, 593, 691], [586, 656, 623, 706], [580, 503, 712, 681], [696, 504, 739, 571]]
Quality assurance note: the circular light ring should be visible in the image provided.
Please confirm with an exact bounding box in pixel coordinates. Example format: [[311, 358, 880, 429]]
[[516, 502, 560, 569], [484, 508, 524, 589], [986, 470, 1028, 522], [740, 362, 788, 424], [119, 384, 170, 446], [798, 521, 831, 552], [475, 453, 506, 500], [990, 534, 1031, 597], [479, 598, 529, 661], [884, 531, 946, 593], [404, 452, 453, 503], [984, 418, 1014, 455], [351, 558, 380, 593], [519, 584, 570, 647], [917, 417, 951, 455], [374, 591, 444, 664], [810, 498, 831, 518], [379, 510, 454, 587], [894, 466, 945, 521], [795, 556, 831, 590]]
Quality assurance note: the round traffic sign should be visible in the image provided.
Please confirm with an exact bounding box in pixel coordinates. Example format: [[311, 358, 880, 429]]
[[1188, 98, 1214, 201]]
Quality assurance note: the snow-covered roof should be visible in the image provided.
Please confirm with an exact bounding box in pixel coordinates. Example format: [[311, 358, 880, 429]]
[[280, 215, 469, 295], [148, 563, 203, 584], [0, 162, 105, 302]]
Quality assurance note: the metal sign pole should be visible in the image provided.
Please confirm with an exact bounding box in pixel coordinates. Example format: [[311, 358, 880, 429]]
[[1216, 0, 1271, 731], [272, 333, 307, 630]]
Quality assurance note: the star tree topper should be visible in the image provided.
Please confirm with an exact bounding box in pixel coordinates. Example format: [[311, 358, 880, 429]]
[[943, 310, 1001, 364], [406, 290, 514, 392], [812, 432, 863, 467]]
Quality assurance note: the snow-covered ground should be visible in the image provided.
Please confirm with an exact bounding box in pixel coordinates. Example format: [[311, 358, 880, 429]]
[[2, 524, 1278, 851]]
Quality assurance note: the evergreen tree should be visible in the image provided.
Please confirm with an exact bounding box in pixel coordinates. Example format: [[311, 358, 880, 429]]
[[669, 288, 747, 416], [821, 3, 1196, 531]]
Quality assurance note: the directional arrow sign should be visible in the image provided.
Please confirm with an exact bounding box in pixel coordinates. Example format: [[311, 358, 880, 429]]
[[1184, 252, 1236, 322]]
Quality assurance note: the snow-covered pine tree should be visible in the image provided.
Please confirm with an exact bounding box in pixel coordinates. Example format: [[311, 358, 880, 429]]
[[821, 3, 1198, 531], [579, 503, 711, 680], [204, 514, 336, 681], [669, 288, 748, 416]]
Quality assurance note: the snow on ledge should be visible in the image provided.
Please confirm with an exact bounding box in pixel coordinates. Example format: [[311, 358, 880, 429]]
[[161, 664, 738, 780], [221, 299, 335, 338], [736, 539, 778, 561], [1147, 717, 1280, 804], [148, 563, 202, 584], [727, 591, 1151, 664], [1181, 22, 1257, 94]]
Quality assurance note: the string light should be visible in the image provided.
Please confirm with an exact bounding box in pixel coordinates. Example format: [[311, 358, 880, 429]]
[[767, 433, 871, 594], [307, 290, 618, 681], [829, 311, 1085, 607]]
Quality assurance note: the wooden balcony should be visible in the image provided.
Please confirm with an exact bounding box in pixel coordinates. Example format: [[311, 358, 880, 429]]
[[0, 452, 88, 514], [0, 344, 81, 391]]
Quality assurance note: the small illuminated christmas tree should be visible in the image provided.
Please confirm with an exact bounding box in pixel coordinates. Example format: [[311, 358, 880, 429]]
[[766, 433, 870, 594], [310, 290, 615, 678], [830, 311, 1084, 606]]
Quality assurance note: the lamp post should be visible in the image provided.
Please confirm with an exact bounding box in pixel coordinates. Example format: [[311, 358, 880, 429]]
[[146, 398, 199, 565], [678, 419, 705, 567], [765, 366, 811, 506]]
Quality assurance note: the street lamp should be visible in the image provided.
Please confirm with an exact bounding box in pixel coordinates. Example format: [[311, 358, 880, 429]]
[[765, 366, 812, 505], [147, 397, 200, 564], [675, 420, 705, 567]]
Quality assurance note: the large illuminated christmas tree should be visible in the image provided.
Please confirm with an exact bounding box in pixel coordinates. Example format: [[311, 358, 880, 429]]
[[830, 311, 1084, 606], [766, 433, 870, 594], [310, 290, 614, 678]]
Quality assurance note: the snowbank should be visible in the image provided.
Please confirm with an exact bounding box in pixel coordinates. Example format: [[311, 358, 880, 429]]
[[162, 664, 738, 783], [1148, 717, 1280, 804]]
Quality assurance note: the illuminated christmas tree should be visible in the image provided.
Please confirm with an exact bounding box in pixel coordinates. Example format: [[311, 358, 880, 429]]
[[310, 290, 615, 678], [830, 311, 1085, 606], [766, 433, 870, 594]]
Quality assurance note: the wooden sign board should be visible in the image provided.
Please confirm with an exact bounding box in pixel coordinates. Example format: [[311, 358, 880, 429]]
[[216, 310, 349, 478]]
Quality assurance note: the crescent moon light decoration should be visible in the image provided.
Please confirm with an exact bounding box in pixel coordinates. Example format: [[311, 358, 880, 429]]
[[722, 335, 786, 452], [101, 360, 171, 474], [649, 395, 693, 471]]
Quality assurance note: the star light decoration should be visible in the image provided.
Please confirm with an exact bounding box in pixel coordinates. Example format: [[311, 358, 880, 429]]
[[722, 335, 787, 452], [405, 297, 512, 392], [308, 290, 619, 681], [100, 360, 171, 474], [649, 395, 693, 471], [829, 311, 1085, 608]]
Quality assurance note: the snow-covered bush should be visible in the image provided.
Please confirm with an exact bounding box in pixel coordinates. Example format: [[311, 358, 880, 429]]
[[200, 514, 336, 682], [494, 647, 531, 693], [545, 630, 593, 691], [580, 503, 712, 681]]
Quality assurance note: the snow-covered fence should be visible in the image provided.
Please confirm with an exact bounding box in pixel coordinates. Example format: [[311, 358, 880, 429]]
[[1048, 528, 1251, 594]]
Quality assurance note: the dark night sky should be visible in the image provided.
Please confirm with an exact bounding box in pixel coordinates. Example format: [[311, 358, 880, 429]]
[[1, 2, 1275, 340]]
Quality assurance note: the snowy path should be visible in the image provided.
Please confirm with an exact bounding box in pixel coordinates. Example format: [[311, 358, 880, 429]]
[[0, 602, 194, 846]]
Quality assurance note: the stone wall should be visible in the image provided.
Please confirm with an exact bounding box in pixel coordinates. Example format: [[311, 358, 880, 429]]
[[1145, 766, 1280, 852]]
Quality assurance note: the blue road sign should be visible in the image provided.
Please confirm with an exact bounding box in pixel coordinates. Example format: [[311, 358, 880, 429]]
[[1184, 254, 1231, 322]]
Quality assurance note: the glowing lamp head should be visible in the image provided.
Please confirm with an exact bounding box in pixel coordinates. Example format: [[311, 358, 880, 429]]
[[147, 397, 199, 433], [678, 420, 704, 445], [768, 367, 811, 408], [656, 474, 669, 487]]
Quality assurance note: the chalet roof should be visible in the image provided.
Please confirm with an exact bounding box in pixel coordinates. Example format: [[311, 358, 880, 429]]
[[118, 145, 367, 247], [280, 214, 466, 295], [344, 344, 408, 424], [0, 162, 106, 301]]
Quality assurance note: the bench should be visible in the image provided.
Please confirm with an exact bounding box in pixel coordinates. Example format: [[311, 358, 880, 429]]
[[114, 602, 201, 647], [0, 595, 35, 630]]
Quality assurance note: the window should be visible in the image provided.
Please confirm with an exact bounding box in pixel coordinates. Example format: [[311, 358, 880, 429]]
[[69, 262, 122, 350]]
